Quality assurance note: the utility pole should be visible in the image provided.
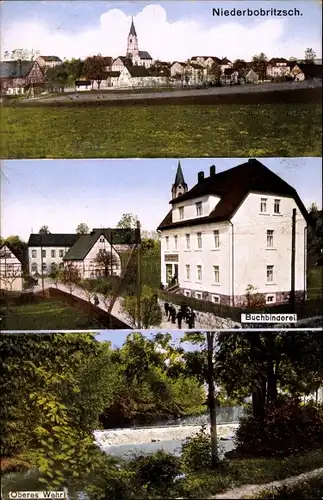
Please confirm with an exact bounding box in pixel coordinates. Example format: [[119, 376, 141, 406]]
[[110, 229, 113, 277], [40, 235, 45, 295], [206, 332, 219, 468], [136, 220, 142, 329], [290, 209, 296, 313]]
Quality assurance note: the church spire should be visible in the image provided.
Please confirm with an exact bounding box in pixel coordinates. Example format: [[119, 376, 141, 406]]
[[172, 161, 188, 199], [129, 17, 137, 36]]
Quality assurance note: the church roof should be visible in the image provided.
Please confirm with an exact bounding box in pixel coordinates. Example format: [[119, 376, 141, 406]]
[[157, 159, 310, 231], [129, 18, 137, 36], [139, 51, 152, 60], [174, 161, 186, 187]]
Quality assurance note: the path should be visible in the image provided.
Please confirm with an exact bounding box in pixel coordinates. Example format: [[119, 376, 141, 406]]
[[212, 467, 323, 499], [23, 80, 321, 105]]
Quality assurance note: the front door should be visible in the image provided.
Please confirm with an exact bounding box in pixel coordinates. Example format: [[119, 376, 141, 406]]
[[174, 264, 179, 281], [166, 264, 173, 284]]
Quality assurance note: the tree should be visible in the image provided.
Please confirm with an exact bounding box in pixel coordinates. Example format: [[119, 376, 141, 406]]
[[122, 285, 162, 328], [76, 223, 90, 234], [304, 48, 316, 64], [307, 203, 322, 268], [79, 279, 97, 303], [60, 263, 81, 293], [95, 249, 119, 278], [232, 59, 246, 72], [48, 264, 61, 288], [95, 278, 114, 311], [0, 264, 22, 292], [117, 213, 139, 229], [207, 62, 221, 83], [251, 52, 268, 81], [45, 64, 69, 92], [39, 225, 50, 234], [4, 49, 40, 61], [83, 55, 107, 90]]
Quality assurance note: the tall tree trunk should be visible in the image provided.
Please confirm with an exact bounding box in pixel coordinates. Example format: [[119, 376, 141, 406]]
[[252, 379, 266, 419], [267, 359, 277, 404], [206, 332, 218, 468]]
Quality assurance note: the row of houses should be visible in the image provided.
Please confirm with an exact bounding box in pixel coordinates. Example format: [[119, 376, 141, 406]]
[[0, 228, 138, 292]]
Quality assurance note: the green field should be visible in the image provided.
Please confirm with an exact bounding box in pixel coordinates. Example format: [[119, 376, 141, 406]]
[[0, 299, 102, 330], [1, 102, 321, 158]]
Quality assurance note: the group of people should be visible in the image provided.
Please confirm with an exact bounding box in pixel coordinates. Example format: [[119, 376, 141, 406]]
[[164, 302, 196, 329]]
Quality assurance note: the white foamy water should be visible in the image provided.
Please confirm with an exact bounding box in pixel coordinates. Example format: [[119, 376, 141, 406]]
[[94, 423, 238, 449]]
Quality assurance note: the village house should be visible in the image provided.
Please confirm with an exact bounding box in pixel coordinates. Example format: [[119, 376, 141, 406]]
[[170, 61, 187, 78], [0, 243, 24, 292], [28, 229, 137, 279], [157, 160, 309, 307], [0, 60, 45, 95], [266, 58, 291, 78], [36, 55, 62, 69], [290, 63, 323, 81]]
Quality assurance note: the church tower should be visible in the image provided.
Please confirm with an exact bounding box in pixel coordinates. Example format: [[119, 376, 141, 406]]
[[172, 161, 188, 199], [126, 17, 139, 60]]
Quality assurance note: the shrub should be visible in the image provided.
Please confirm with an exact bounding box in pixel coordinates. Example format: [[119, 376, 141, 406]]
[[235, 399, 323, 458], [127, 450, 181, 493], [181, 426, 212, 472]]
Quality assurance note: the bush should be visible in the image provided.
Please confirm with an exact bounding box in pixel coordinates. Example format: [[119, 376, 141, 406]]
[[235, 399, 323, 458], [254, 473, 323, 499], [127, 450, 181, 493], [181, 426, 212, 472]]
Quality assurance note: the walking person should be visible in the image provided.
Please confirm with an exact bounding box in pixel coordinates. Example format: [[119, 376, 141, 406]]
[[190, 310, 196, 328], [176, 309, 183, 329], [93, 294, 99, 306], [164, 301, 169, 317], [168, 304, 173, 321], [171, 307, 177, 324]]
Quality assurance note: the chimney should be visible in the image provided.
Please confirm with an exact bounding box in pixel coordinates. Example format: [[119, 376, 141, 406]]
[[210, 165, 216, 176], [198, 171, 204, 183]]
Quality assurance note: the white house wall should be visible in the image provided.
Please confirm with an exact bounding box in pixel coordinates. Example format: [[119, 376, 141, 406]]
[[172, 194, 221, 223], [231, 192, 307, 302], [28, 246, 71, 274], [0, 245, 23, 291]]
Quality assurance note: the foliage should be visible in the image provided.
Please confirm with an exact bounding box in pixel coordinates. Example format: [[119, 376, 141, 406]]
[[232, 59, 247, 72], [122, 285, 162, 328], [128, 450, 181, 493], [48, 266, 61, 287], [76, 223, 89, 234], [83, 55, 107, 89], [234, 399, 323, 458], [181, 426, 212, 472], [95, 249, 119, 278], [245, 284, 266, 308], [4, 49, 40, 60], [60, 263, 81, 293], [0, 235, 28, 269], [117, 213, 139, 229], [39, 225, 50, 234], [208, 62, 221, 82], [304, 48, 316, 64], [307, 203, 322, 268], [251, 53, 268, 80], [45, 59, 84, 91]]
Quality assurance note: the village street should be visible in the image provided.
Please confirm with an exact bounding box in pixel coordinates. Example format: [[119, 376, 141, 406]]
[[23, 79, 321, 104]]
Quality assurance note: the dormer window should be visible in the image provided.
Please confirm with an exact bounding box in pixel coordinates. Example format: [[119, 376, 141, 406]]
[[99, 237, 105, 243], [196, 202, 203, 216], [179, 206, 184, 219]]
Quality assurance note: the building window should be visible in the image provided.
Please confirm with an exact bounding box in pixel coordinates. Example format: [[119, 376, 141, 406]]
[[267, 265, 274, 282], [197, 232, 202, 249], [213, 265, 220, 283], [196, 201, 203, 216], [186, 264, 190, 280], [213, 230, 220, 248], [31, 263, 37, 273], [42, 250, 46, 258], [32, 249, 37, 258], [195, 292, 202, 300], [266, 294, 276, 304], [267, 230, 274, 248], [274, 199, 280, 214], [165, 236, 169, 250], [197, 265, 202, 281], [185, 234, 190, 249], [185, 290, 191, 297], [51, 250, 56, 258], [42, 263, 47, 272], [212, 294, 220, 303], [174, 235, 178, 249], [260, 198, 267, 212], [99, 237, 105, 243], [59, 262, 64, 269], [179, 207, 184, 219], [59, 250, 64, 258]]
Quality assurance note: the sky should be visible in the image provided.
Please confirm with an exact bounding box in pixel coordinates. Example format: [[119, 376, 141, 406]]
[[1, 158, 321, 240], [1, 1, 322, 62], [95, 329, 198, 349]]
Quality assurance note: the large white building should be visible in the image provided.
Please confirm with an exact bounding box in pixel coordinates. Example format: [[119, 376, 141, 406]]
[[0, 243, 24, 291], [157, 160, 309, 307], [27, 228, 137, 278]]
